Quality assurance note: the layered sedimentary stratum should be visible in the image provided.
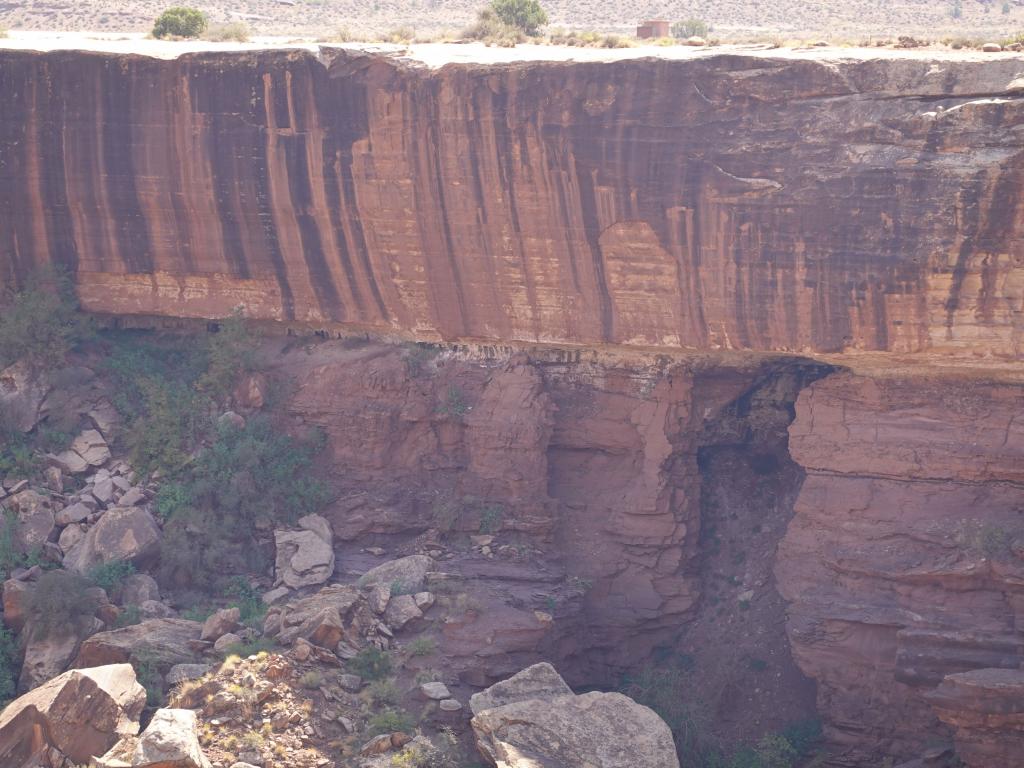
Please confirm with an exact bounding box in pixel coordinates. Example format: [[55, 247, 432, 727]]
[[1, 43, 1023, 767], [0, 46, 1022, 357]]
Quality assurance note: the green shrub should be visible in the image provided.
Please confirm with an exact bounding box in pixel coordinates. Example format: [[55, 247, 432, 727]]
[[437, 386, 469, 417], [366, 707, 413, 736], [369, 678, 399, 705], [125, 378, 206, 474], [202, 21, 250, 42], [0, 270, 91, 375], [115, 603, 142, 628], [348, 646, 393, 680], [407, 636, 436, 657], [87, 559, 136, 594], [489, 0, 547, 35], [27, 570, 99, 638], [197, 310, 258, 400], [299, 670, 322, 689], [671, 18, 709, 39], [224, 576, 266, 627], [478, 503, 503, 534], [133, 651, 164, 706], [463, 8, 525, 45], [156, 417, 328, 588], [0, 420, 34, 485], [0, 628, 16, 704], [152, 6, 208, 38]]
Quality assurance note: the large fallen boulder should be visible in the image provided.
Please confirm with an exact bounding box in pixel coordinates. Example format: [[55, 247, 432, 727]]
[[0, 664, 145, 768], [358, 555, 433, 594], [4, 490, 56, 555], [273, 514, 335, 589], [121, 707, 212, 768], [264, 584, 367, 647], [63, 507, 162, 573], [0, 362, 49, 433], [470, 663, 679, 768], [75, 618, 202, 670]]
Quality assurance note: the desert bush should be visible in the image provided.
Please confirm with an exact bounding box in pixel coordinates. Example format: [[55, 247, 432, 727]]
[[86, 559, 136, 594], [672, 18, 709, 39], [152, 7, 208, 39], [0, 416, 35, 481], [0, 628, 16, 704], [436, 386, 469, 417], [369, 677, 399, 705], [385, 26, 416, 43], [0, 270, 91, 375], [27, 570, 99, 638], [348, 646, 393, 680], [202, 21, 250, 42], [366, 707, 413, 736], [299, 670, 323, 689], [408, 635, 436, 656], [463, 8, 524, 45], [197, 310, 258, 400], [156, 416, 327, 587], [489, 0, 547, 35]]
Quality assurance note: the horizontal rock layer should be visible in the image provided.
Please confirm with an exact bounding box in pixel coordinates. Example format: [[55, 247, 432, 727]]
[[776, 369, 1024, 765], [1, 49, 1022, 356]]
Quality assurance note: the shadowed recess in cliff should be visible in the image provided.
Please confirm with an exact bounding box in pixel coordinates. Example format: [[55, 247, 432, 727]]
[[0, 48, 1022, 354]]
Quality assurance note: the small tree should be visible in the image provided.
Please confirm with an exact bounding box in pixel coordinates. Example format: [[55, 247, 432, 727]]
[[489, 0, 548, 36], [152, 7, 208, 39], [672, 18, 709, 39]]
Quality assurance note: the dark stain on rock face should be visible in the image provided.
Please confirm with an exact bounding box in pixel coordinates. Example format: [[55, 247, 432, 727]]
[[0, 49, 1021, 354]]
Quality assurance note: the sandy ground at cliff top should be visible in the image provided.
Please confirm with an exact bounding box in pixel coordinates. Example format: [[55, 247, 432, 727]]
[[3, 30, 1024, 64]]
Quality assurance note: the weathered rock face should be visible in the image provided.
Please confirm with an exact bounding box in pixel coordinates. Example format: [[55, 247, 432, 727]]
[[0, 664, 145, 768], [776, 369, 1024, 765], [1, 49, 1022, 357], [927, 668, 1024, 768]]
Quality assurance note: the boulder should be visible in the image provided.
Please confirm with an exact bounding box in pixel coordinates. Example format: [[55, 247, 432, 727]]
[[118, 487, 147, 507], [139, 600, 176, 619], [55, 501, 91, 526], [200, 607, 241, 642], [384, 594, 422, 631], [120, 573, 161, 606], [264, 584, 364, 647], [0, 362, 49, 433], [982, 42, 1003, 52], [2, 578, 33, 633], [5, 490, 56, 554], [131, 707, 212, 768], [273, 514, 335, 589], [20, 617, 104, 691], [51, 450, 88, 475], [71, 430, 111, 467], [470, 663, 679, 768], [358, 555, 434, 594], [213, 633, 242, 653], [75, 618, 202, 670], [469, 662, 572, 715], [63, 507, 161, 573], [420, 681, 450, 700], [0, 664, 145, 768], [57, 523, 86, 554], [166, 664, 211, 686]]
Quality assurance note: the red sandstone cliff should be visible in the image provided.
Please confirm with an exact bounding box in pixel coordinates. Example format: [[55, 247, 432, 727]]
[[1, 48, 1022, 357]]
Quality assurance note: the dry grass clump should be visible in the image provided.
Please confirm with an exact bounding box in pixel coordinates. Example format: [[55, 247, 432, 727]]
[[546, 28, 635, 47], [201, 21, 249, 41], [463, 8, 526, 47]]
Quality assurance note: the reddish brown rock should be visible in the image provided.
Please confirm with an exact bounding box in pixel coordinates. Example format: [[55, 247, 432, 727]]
[[776, 369, 1024, 764], [927, 668, 1024, 768], [0, 664, 145, 768], [1, 50, 1022, 358]]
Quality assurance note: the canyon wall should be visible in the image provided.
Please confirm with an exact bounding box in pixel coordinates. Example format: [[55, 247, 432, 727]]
[[1, 47, 1022, 356], [777, 368, 1024, 765]]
